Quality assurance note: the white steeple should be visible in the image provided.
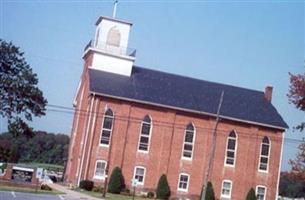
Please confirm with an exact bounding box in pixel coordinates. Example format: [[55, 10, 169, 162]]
[[83, 3, 135, 77]]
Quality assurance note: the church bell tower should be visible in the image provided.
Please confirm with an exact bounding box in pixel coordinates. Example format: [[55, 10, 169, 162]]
[[83, 3, 135, 76]]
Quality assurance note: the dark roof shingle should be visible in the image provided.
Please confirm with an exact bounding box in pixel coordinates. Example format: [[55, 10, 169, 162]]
[[89, 66, 288, 129]]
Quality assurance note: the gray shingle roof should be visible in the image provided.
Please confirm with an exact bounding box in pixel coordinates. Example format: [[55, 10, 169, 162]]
[[89, 66, 288, 129]]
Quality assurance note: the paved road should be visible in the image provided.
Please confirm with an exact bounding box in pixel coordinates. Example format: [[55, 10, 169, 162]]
[[0, 191, 97, 200], [0, 191, 62, 200]]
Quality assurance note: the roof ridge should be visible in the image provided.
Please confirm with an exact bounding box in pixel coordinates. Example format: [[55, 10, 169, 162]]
[[133, 65, 264, 94]]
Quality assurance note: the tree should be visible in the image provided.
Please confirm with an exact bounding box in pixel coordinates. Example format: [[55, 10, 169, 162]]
[[287, 70, 305, 131], [156, 174, 170, 199], [107, 166, 124, 194], [205, 181, 215, 200], [0, 39, 47, 136], [279, 171, 305, 198], [289, 141, 305, 174], [245, 188, 256, 200]]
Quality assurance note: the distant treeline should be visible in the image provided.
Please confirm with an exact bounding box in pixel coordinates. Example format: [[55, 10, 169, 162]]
[[0, 131, 69, 165]]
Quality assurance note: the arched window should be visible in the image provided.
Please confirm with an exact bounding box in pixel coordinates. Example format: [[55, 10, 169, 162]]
[[182, 123, 195, 159], [138, 115, 152, 152], [259, 136, 270, 171], [100, 108, 114, 146], [107, 27, 121, 47], [225, 130, 237, 166]]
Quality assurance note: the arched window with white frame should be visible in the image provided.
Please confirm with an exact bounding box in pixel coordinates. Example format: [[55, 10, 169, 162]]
[[225, 130, 237, 166], [182, 123, 195, 159], [259, 136, 270, 172], [100, 108, 114, 146], [94, 160, 107, 179], [138, 115, 152, 152]]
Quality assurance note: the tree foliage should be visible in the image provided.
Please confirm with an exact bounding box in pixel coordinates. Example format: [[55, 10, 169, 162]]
[[287, 70, 305, 131], [205, 181, 215, 200], [245, 188, 256, 200], [279, 171, 305, 198], [107, 167, 124, 194], [156, 174, 170, 199], [0, 131, 69, 165], [289, 141, 305, 174], [0, 39, 47, 136]]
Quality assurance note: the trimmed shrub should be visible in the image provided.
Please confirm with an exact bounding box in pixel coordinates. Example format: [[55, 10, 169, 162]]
[[108, 166, 124, 194], [147, 191, 155, 198], [41, 184, 52, 191], [156, 174, 171, 199], [246, 188, 256, 200], [205, 181, 215, 200], [79, 180, 94, 191]]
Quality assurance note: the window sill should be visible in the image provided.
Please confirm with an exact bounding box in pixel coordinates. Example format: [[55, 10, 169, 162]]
[[177, 188, 188, 193], [99, 144, 110, 148], [93, 176, 106, 180], [137, 150, 149, 154], [181, 157, 192, 161], [224, 164, 235, 168], [258, 169, 268, 173]]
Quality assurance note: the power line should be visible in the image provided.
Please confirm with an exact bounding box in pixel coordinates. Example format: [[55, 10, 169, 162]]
[[45, 103, 304, 145]]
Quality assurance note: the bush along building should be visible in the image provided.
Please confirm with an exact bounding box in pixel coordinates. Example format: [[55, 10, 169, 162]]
[[65, 12, 288, 200]]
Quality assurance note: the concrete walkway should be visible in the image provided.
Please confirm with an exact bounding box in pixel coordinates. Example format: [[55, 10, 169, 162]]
[[50, 183, 104, 200]]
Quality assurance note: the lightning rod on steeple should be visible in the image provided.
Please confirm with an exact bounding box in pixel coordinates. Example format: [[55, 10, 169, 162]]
[[112, 0, 118, 18]]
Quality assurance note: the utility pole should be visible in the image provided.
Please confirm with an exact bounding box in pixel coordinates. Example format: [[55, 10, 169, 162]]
[[201, 91, 224, 200]]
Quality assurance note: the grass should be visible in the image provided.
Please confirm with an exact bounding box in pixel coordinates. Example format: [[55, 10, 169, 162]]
[[0, 185, 65, 195], [73, 188, 148, 200]]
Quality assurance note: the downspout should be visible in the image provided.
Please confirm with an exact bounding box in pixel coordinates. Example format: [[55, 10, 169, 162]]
[[77, 94, 95, 186], [275, 131, 285, 200]]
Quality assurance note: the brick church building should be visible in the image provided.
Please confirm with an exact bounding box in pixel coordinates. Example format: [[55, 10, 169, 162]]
[[65, 12, 288, 200]]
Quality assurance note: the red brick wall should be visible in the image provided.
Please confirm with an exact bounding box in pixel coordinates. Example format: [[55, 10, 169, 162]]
[[66, 94, 284, 200]]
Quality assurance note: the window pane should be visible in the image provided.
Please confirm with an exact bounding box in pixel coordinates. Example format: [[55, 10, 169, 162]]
[[226, 157, 234, 165], [139, 143, 148, 151], [184, 144, 193, 151], [257, 187, 266, 200], [259, 163, 267, 170], [227, 151, 235, 158], [140, 136, 149, 144], [136, 168, 144, 175], [260, 157, 268, 164], [185, 132, 194, 143], [103, 117, 113, 129], [101, 130, 111, 144], [141, 124, 150, 135], [261, 144, 269, 156], [183, 151, 192, 158], [228, 139, 236, 150], [95, 162, 105, 176]]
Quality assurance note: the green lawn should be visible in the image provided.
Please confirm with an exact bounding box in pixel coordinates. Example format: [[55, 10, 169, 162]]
[[74, 188, 148, 200], [0, 185, 65, 195]]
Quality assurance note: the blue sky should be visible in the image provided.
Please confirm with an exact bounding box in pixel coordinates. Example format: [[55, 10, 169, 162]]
[[0, 1, 304, 171]]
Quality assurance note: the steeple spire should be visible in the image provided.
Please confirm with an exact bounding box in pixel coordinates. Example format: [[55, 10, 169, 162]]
[[112, 0, 118, 18]]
